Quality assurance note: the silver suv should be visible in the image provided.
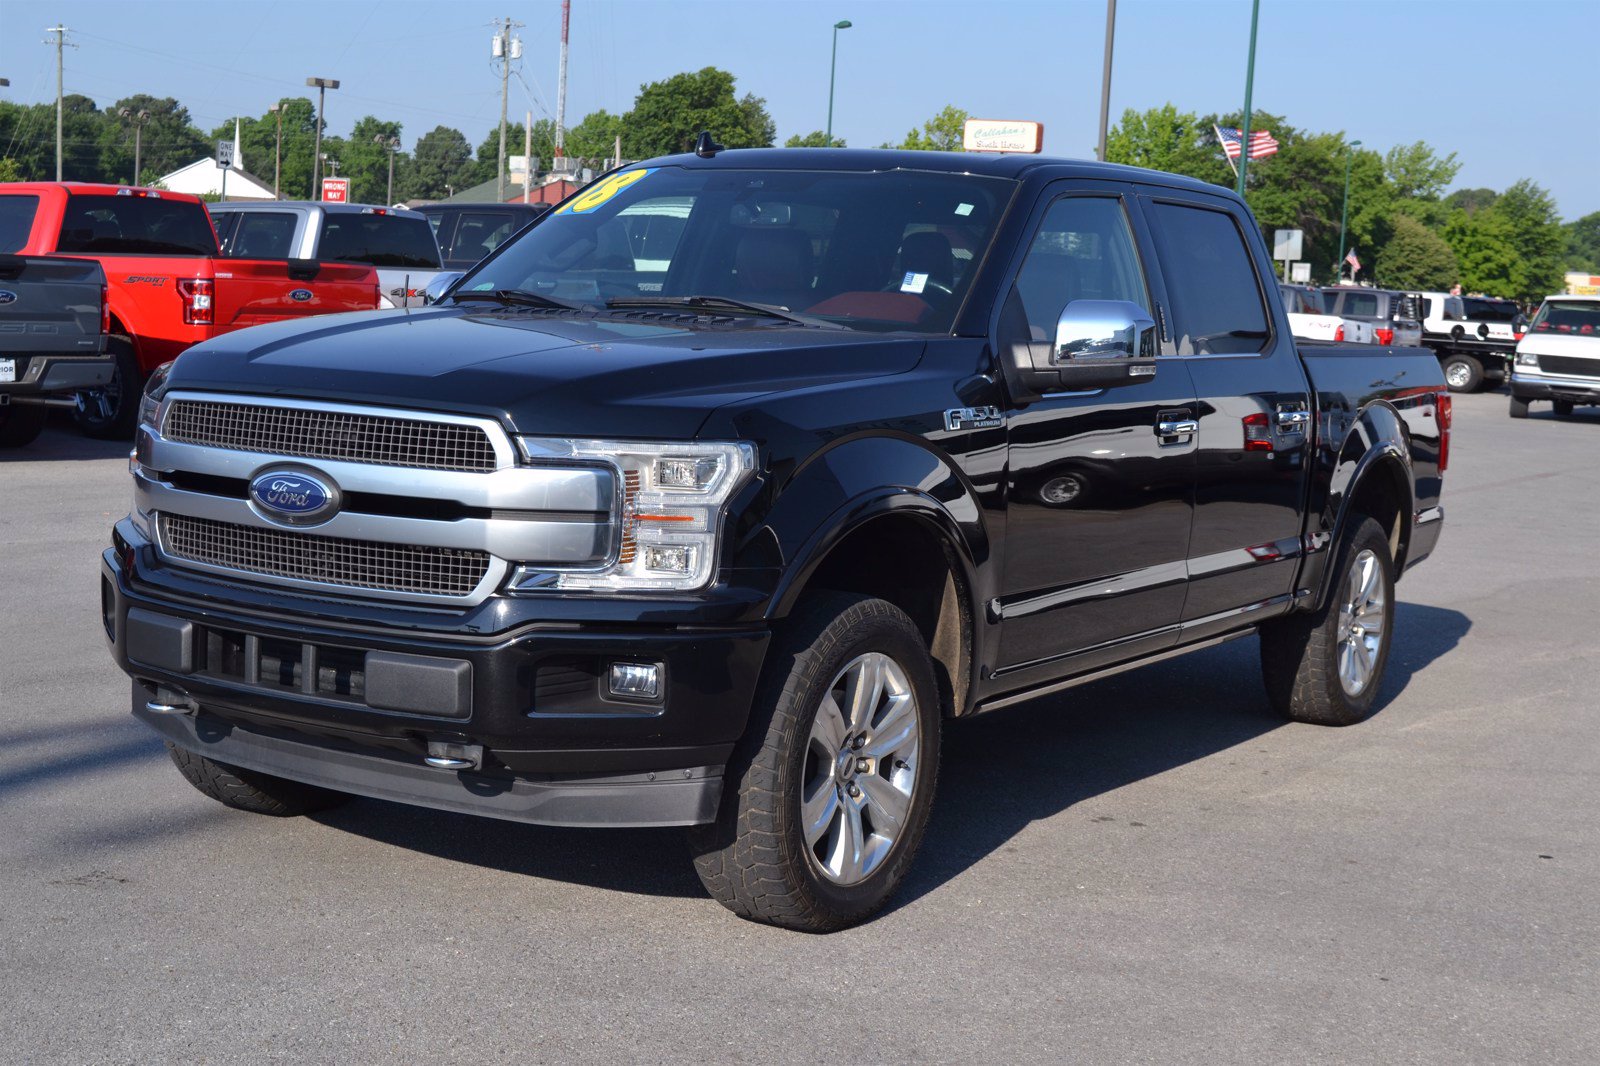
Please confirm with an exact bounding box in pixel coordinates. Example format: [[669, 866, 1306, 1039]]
[[209, 201, 445, 308]]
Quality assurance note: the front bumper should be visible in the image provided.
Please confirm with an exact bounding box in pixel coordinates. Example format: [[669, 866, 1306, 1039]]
[[104, 522, 772, 827], [1510, 371, 1600, 404], [1, 353, 114, 399]]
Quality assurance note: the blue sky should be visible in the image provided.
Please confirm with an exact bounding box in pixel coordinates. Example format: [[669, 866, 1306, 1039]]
[[2, 0, 1594, 218]]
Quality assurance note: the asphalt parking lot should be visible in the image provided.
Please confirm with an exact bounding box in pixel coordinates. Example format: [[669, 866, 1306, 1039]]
[[2, 390, 1596, 1064]]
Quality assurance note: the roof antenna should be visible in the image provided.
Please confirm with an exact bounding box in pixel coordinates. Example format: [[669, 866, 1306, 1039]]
[[693, 131, 724, 158]]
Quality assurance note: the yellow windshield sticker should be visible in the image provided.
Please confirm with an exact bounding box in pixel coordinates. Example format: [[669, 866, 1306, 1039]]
[[555, 168, 656, 215]]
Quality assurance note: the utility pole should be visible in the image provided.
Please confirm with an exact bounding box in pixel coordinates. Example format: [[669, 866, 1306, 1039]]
[[46, 25, 73, 180], [492, 17, 523, 202], [1095, 0, 1117, 162], [119, 108, 150, 184], [268, 103, 284, 199], [524, 111, 532, 203], [376, 133, 400, 205], [555, 0, 570, 162], [306, 76, 339, 198]]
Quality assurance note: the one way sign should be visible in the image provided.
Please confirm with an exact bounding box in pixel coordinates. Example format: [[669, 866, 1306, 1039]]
[[215, 141, 234, 169]]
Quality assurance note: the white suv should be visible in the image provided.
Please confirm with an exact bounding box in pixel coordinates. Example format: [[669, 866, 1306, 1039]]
[[1508, 295, 1600, 419]]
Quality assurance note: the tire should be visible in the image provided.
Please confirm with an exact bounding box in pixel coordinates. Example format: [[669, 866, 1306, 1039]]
[[1553, 400, 1575, 418], [73, 337, 142, 440], [0, 404, 47, 448], [1509, 395, 1531, 419], [1039, 471, 1089, 506], [689, 592, 941, 931], [166, 742, 349, 817], [1441, 354, 1483, 393], [1260, 516, 1395, 726]]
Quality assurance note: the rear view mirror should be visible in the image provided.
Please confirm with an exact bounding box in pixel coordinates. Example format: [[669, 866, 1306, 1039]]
[[1014, 299, 1157, 394]]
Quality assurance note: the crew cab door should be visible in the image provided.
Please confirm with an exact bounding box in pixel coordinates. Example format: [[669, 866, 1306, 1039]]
[[1133, 191, 1313, 639], [993, 185, 1199, 681]]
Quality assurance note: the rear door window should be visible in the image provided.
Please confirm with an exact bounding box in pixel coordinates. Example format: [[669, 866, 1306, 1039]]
[[317, 214, 441, 268], [1145, 201, 1269, 354], [1341, 292, 1379, 317], [57, 194, 217, 256], [223, 212, 299, 259], [0, 195, 41, 253]]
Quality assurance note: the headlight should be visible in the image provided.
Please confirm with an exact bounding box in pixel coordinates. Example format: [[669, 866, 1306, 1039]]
[[137, 360, 176, 429], [510, 438, 756, 593], [1514, 351, 1539, 367]]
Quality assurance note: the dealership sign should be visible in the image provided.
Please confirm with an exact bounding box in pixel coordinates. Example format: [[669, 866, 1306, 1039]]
[[962, 119, 1044, 154]]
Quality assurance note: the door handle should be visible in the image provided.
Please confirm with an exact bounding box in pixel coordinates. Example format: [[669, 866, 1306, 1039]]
[[1155, 418, 1198, 444], [1276, 409, 1311, 430]]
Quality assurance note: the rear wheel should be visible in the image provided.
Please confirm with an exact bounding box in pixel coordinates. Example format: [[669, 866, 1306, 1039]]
[[1509, 395, 1531, 419], [0, 404, 47, 448], [1553, 400, 1575, 418], [166, 743, 349, 817], [1442, 354, 1483, 393], [689, 592, 941, 931], [73, 338, 142, 440], [1260, 516, 1395, 726]]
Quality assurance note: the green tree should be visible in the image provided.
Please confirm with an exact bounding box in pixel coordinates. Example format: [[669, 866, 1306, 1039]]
[[0, 158, 20, 182], [1445, 208, 1528, 296], [1444, 187, 1497, 215], [1383, 141, 1461, 200], [1494, 179, 1567, 298], [338, 116, 405, 205], [622, 67, 774, 158], [103, 95, 208, 184], [893, 105, 968, 151], [405, 125, 477, 201], [566, 109, 624, 161], [1566, 211, 1600, 272], [219, 98, 319, 199], [1375, 214, 1458, 290], [1104, 104, 1230, 183], [784, 130, 845, 148]]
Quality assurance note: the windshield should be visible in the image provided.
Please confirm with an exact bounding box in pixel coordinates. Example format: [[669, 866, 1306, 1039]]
[[57, 194, 216, 256], [457, 166, 1016, 333], [1529, 300, 1600, 335], [318, 213, 441, 268]]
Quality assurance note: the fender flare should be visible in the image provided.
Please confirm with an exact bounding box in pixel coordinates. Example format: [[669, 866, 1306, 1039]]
[[1314, 403, 1415, 611]]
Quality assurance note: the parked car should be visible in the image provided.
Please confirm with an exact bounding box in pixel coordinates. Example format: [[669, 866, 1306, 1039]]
[[105, 148, 1447, 931], [1322, 287, 1424, 347], [1418, 291, 1523, 392], [209, 201, 446, 308], [0, 183, 380, 438], [0, 253, 108, 447], [1508, 295, 1600, 418], [1278, 283, 1375, 344], [416, 202, 548, 271]]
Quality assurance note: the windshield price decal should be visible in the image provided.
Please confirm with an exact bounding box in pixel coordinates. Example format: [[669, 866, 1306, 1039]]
[[556, 168, 656, 215]]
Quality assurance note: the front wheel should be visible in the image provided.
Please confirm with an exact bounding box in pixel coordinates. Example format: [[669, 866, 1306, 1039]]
[[166, 743, 350, 816], [1260, 516, 1395, 726], [689, 592, 941, 931], [1509, 395, 1531, 419], [1553, 400, 1575, 418], [1442, 354, 1483, 393]]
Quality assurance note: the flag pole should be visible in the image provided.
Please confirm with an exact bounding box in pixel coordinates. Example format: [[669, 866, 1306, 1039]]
[[1213, 123, 1238, 179], [1235, 0, 1261, 198]]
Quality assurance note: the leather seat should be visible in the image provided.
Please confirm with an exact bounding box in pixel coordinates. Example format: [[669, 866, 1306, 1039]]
[[735, 228, 813, 308]]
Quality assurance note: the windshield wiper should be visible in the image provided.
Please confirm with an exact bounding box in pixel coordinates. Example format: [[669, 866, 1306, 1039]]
[[605, 295, 839, 328], [452, 288, 586, 311]]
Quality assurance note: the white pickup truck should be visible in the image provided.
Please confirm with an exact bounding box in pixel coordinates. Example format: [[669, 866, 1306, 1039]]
[[1279, 284, 1375, 344]]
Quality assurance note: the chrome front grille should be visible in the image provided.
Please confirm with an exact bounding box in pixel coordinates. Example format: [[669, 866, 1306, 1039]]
[[159, 513, 491, 598], [163, 399, 499, 472]]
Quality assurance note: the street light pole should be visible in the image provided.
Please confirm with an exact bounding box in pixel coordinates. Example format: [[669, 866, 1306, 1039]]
[[1337, 139, 1363, 283], [306, 76, 339, 198], [119, 107, 150, 184], [376, 133, 400, 205], [1234, 0, 1260, 198], [1095, 0, 1117, 162], [268, 103, 284, 200], [825, 19, 852, 146]]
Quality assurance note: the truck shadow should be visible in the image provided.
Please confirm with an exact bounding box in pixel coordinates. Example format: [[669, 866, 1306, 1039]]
[[0, 419, 131, 463], [310, 603, 1469, 911]]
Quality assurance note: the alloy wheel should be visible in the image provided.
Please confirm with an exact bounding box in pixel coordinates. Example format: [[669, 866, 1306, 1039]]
[[1336, 548, 1387, 696]]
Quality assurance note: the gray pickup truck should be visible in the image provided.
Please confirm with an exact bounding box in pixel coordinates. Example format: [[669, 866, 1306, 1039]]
[[0, 254, 108, 447]]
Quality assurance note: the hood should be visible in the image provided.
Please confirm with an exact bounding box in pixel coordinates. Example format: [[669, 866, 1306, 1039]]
[[162, 306, 926, 439], [1517, 332, 1600, 359]]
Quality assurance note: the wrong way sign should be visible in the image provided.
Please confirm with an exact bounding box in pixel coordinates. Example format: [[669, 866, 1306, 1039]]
[[321, 177, 349, 203]]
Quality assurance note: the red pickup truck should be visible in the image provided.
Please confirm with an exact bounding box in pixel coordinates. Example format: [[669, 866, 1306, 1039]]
[[0, 182, 381, 437]]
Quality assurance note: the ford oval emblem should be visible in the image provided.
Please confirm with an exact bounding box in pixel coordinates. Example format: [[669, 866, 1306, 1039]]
[[0, 290, 17, 305], [248, 469, 339, 526], [290, 288, 313, 302]]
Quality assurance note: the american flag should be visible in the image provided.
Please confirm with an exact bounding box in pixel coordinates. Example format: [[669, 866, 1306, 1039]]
[[1217, 126, 1280, 161]]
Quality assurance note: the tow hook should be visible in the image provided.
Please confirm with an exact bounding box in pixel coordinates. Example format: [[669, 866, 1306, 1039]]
[[145, 685, 197, 715], [424, 741, 483, 771]]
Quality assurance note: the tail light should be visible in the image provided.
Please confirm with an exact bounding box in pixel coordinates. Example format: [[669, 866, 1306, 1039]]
[[1334, 324, 1345, 342], [1436, 391, 1452, 473], [177, 278, 214, 325], [1241, 412, 1273, 452], [100, 284, 110, 336], [1375, 327, 1394, 345]]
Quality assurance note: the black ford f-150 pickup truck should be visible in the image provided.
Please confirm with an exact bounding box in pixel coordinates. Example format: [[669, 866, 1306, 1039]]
[[103, 148, 1447, 930]]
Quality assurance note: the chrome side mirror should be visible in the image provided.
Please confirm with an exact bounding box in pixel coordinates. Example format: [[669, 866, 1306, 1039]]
[[423, 271, 465, 305], [1054, 299, 1157, 363]]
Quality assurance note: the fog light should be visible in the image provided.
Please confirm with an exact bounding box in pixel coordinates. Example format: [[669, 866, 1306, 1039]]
[[608, 661, 661, 700], [642, 545, 692, 573]]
